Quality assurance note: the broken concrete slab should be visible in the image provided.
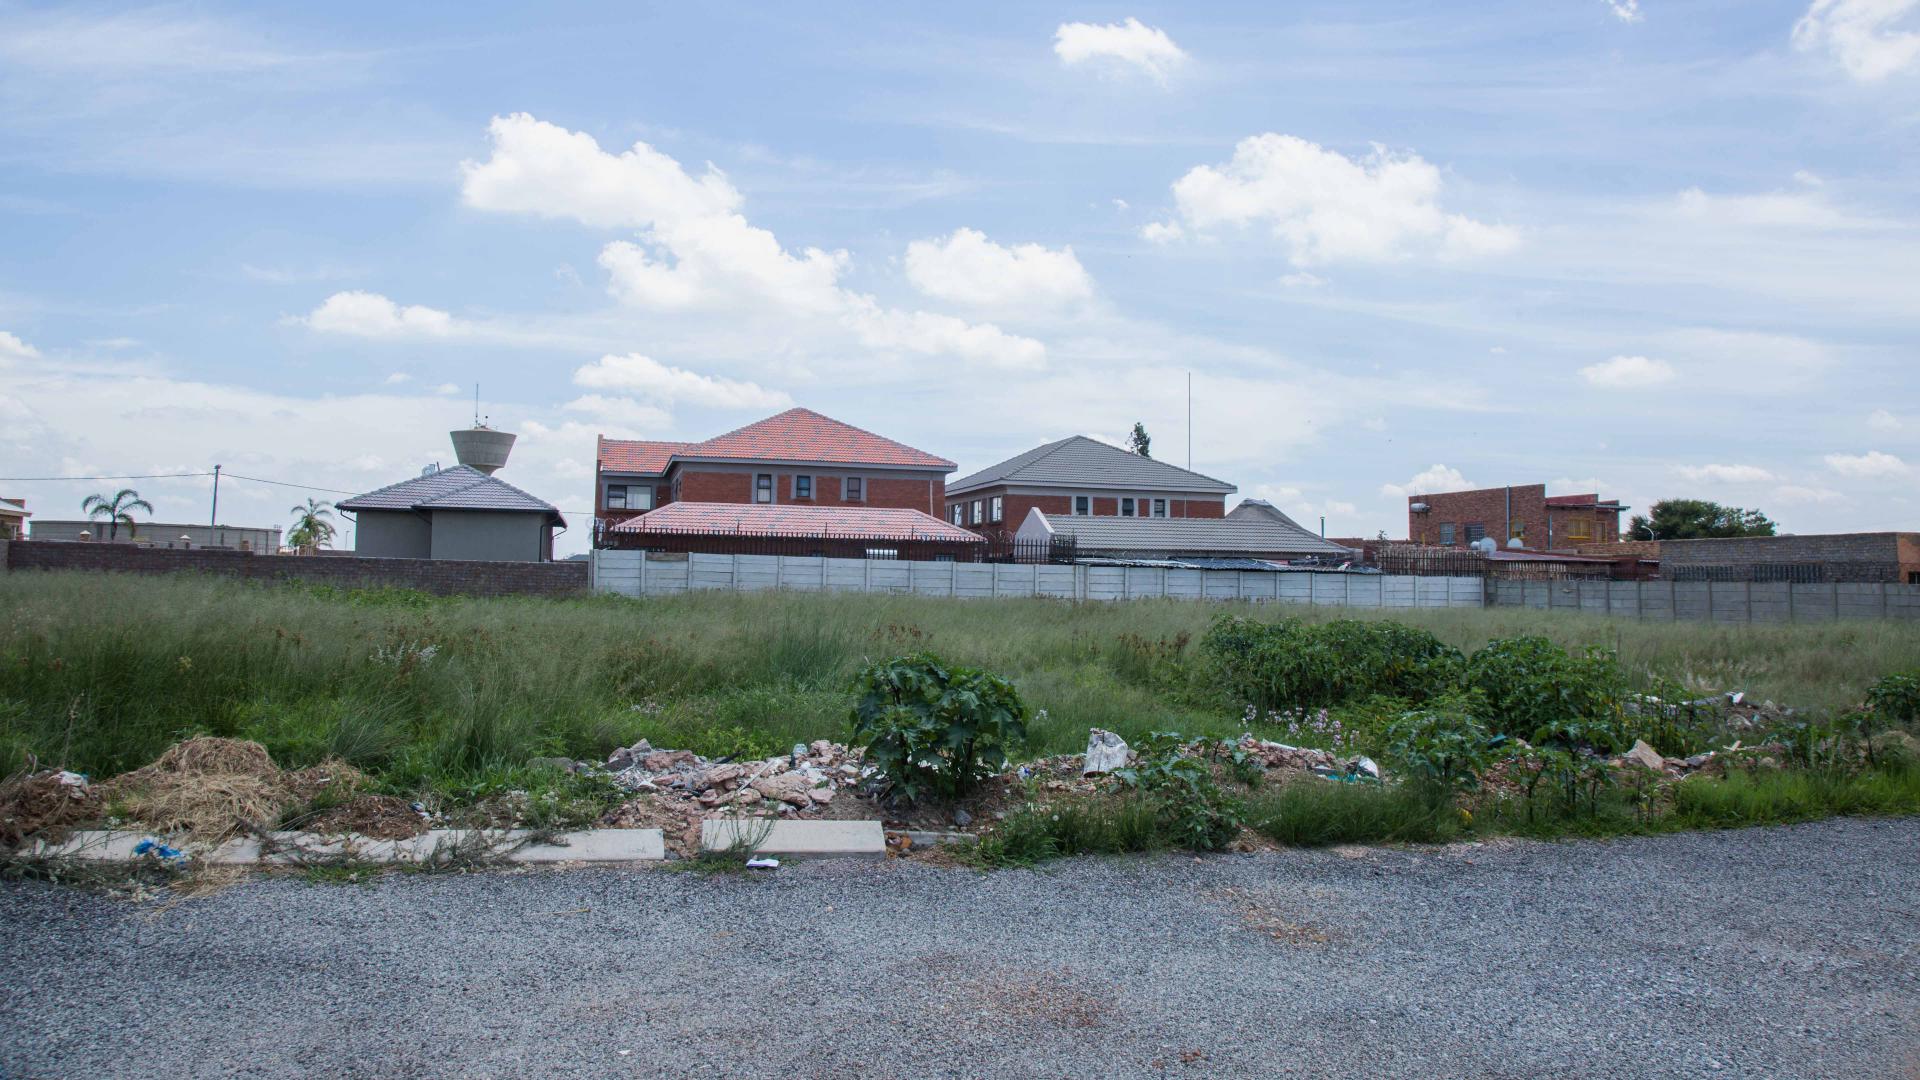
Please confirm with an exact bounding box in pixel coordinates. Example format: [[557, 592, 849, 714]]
[[505, 829, 666, 863], [18, 828, 667, 866], [27, 831, 151, 860], [701, 818, 886, 858]]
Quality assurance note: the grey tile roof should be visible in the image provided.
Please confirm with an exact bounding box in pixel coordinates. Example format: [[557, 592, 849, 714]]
[[1226, 498, 1315, 533], [338, 466, 564, 525], [947, 436, 1237, 496], [1036, 512, 1350, 557]]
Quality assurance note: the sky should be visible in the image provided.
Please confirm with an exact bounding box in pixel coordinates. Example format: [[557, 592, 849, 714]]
[[1, 0, 1917, 556]]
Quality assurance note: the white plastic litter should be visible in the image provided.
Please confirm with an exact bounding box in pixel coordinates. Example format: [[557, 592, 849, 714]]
[[745, 857, 780, 869]]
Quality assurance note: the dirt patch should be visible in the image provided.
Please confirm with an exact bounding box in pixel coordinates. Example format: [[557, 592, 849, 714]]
[[100, 737, 362, 840], [600, 795, 704, 857], [0, 769, 103, 847], [1211, 886, 1350, 947], [299, 795, 427, 840], [958, 966, 1113, 1030]]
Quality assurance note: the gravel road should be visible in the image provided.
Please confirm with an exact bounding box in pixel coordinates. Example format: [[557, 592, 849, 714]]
[[3, 817, 1917, 1079]]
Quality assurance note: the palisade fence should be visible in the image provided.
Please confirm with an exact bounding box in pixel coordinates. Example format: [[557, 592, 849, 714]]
[[591, 550, 1485, 608]]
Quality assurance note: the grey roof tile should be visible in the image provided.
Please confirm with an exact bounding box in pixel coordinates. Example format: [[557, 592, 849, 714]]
[[947, 436, 1237, 496], [1035, 512, 1350, 556], [339, 466, 564, 525]]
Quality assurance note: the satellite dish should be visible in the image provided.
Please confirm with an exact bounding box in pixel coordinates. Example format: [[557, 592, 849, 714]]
[[420, 462, 441, 477], [1507, 536, 1525, 549], [1470, 537, 1497, 556]]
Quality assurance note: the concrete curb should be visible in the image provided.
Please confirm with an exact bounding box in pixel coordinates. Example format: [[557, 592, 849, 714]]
[[701, 819, 886, 857], [26, 829, 667, 865]]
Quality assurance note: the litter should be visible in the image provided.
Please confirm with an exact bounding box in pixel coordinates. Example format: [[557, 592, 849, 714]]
[[132, 838, 188, 863], [745, 857, 779, 869], [1082, 729, 1132, 775]]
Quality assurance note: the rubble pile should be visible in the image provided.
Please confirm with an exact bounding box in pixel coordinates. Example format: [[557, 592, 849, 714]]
[[604, 739, 867, 816]]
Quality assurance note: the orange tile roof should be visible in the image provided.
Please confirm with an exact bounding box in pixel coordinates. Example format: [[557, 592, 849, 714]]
[[609, 502, 983, 542], [597, 436, 690, 475]]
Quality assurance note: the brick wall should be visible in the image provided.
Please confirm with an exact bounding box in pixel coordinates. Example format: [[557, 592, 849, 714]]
[[666, 468, 937, 515], [1658, 533, 1914, 582], [3, 541, 588, 597], [1409, 484, 1620, 550]]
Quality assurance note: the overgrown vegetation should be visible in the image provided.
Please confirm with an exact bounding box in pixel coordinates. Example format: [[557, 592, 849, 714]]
[[2, 572, 1918, 852], [850, 653, 1026, 802]]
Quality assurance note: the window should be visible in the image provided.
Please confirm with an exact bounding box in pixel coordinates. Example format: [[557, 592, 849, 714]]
[[628, 486, 654, 512], [971, 500, 983, 525], [990, 495, 1003, 522], [1073, 495, 1091, 516], [866, 548, 899, 560], [606, 484, 627, 509], [1464, 523, 1486, 544], [1564, 518, 1593, 542], [845, 476, 864, 502], [1152, 498, 1167, 518], [794, 475, 813, 499], [754, 474, 774, 503], [1120, 497, 1136, 517], [1439, 523, 1456, 546], [951, 505, 964, 525], [1910, 572, 1920, 585]]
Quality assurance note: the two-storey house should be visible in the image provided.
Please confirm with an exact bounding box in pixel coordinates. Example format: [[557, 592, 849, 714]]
[[943, 435, 1237, 535]]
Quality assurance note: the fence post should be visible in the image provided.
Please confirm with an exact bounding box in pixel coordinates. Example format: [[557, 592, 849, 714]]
[[639, 550, 648, 597]]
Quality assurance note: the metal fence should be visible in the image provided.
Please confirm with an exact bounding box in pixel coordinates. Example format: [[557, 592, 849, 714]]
[[596, 529, 1076, 564], [1668, 561, 1901, 584], [1371, 545, 1489, 577]]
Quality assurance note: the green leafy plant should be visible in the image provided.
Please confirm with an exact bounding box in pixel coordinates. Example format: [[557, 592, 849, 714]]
[[1466, 636, 1630, 751], [1114, 731, 1243, 851], [1866, 671, 1920, 726], [850, 653, 1027, 803], [1381, 696, 1500, 792], [1201, 615, 1463, 714]]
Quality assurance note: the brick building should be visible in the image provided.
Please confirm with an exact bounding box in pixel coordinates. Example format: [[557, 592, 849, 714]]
[[944, 436, 1235, 537], [0, 498, 29, 541], [1407, 483, 1625, 551], [1656, 532, 1920, 584], [596, 408, 967, 553]]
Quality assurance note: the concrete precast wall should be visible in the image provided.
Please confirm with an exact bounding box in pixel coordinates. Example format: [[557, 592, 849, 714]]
[[1488, 577, 1920, 622], [591, 550, 1489, 610]]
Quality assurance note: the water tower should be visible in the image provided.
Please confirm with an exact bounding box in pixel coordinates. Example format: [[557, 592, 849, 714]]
[[450, 423, 515, 474]]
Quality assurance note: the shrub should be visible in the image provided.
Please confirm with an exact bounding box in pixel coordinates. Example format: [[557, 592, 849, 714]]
[[969, 796, 1168, 867], [1866, 671, 1920, 725], [1114, 731, 1243, 851], [1201, 615, 1463, 713], [1380, 696, 1500, 791], [850, 653, 1026, 803], [1466, 636, 1630, 751]]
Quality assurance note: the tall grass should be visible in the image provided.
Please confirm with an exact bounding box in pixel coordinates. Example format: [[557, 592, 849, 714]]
[[3, 572, 1916, 793]]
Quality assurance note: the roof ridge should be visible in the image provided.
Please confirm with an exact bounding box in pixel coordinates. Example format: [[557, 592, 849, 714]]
[[340, 464, 484, 506]]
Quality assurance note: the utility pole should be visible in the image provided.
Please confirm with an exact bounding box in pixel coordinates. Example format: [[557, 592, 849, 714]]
[[210, 464, 221, 527], [1186, 372, 1192, 471], [1319, 515, 1325, 538]]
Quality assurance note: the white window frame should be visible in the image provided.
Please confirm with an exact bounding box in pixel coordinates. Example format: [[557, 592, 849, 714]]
[[1152, 498, 1167, 518], [951, 505, 963, 525], [628, 486, 654, 512], [1073, 495, 1091, 516], [845, 476, 864, 502], [794, 474, 813, 500], [1439, 523, 1456, 546], [754, 473, 774, 504], [1120, 497, 1136, 517], [971, 500, 983, 525], [989, 495, 1003, 522]]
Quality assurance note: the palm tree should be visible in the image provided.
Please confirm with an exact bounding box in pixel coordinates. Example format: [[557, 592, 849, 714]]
[[287, 498, 336, 554], [81, 488, 153, 541]]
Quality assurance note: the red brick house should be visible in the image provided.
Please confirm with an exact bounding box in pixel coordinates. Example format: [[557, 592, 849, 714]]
[[1406, 483, 1626, 551], [596, 408, 978, 555], [944, 436, 1236, 536]]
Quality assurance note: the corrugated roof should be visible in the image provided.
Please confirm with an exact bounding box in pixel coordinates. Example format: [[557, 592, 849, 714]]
[[338, 466, 564, 525], [1033, 512, 1349, 556], [610, 502, 983, 542], [947, 436, 1237, 496], [597, 436, 689, 475]]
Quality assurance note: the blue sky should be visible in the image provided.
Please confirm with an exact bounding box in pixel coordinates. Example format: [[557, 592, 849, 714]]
[[2, 0, 1917, 554]]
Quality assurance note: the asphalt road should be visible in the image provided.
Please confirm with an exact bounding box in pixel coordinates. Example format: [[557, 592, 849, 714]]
[[3, 818, 1918, 1079]]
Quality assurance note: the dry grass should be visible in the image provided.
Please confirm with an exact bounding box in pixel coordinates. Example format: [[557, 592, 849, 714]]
[[101, 736, 362, 840], [0, 769, 102, 846]]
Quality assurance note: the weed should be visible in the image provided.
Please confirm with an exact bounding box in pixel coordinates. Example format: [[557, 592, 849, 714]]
[[850, 653, 1026, 803]]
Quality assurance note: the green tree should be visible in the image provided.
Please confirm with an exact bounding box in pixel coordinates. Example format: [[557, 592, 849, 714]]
[[1628, 498, 1776, 540], [286, 498, 337, 553], [81, 488, 153, 541], [1128, 421, 1151, 458]]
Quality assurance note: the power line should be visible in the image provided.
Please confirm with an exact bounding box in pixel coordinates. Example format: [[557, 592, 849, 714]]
[[0, 472, 213, 482]]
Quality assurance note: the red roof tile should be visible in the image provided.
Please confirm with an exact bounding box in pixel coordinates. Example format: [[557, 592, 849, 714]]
[[677, 408, 955, 470], [597, 435, 691, 475], [610, 502, 983, 542]]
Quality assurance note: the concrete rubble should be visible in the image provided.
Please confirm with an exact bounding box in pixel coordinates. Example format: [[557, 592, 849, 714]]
[[603, 738, 866, 817]]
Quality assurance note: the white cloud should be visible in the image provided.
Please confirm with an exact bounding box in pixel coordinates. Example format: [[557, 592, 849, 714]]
[[296, 291, 458, 339], [461, 114, 1043, 367], [559, 395, 674, 429], [1581, 354, 1676, 388], [1280, 272, 1326, 288], [1160, 135, 1520, 266], [1052, 18, 1188, 84], [1139, 220, 1185, 244], [382, 372, 411, 385], [904, 228, 1093, 310], [1606, 0, 1644, 22], [0, 330, 42, 364], [1773, 484, 1845, 504], [1793, 0, 1920, 81], [1673, 187, 1863, 229], [433, 383, 460, 395], [1675, 463, 1775, 483], [1824, 449, 1911, 477], [1793, 169, 1825, 187], [1868, 408, 1903, 431], [1381, 464, 1474, 499], [571, 353, 791, 410]]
